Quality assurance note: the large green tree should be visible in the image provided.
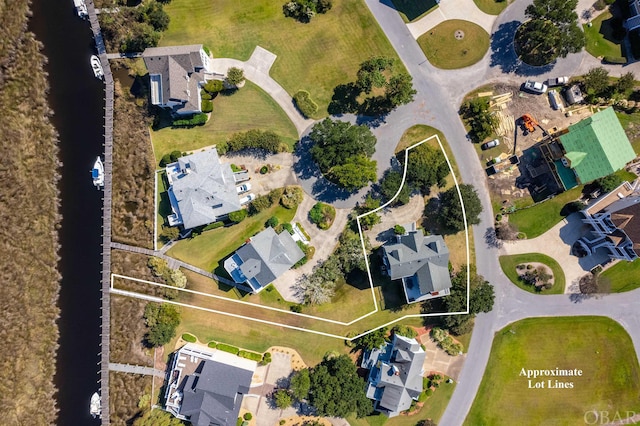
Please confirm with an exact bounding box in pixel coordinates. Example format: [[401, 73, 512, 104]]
[[380, 169, 411, 205], [354, 327, 388, 351], [308, 354, 373, 418], [328, 156, 377, 191], [143, 302, 181, 347], [440, 184, 483, 232], [309, 118, 376, 173], [403, 143, 450, 193], [440, 269, 495, 335], [517, 0, 584, 64], [133, 409, 184, 426], [290, 369, 311, 400]]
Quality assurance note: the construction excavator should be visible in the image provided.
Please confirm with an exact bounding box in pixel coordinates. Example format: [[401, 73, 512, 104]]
[[521, 114, 538, 134]]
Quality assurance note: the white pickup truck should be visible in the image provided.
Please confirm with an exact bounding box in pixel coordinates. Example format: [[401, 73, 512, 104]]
[[546, 76, 569, 87]]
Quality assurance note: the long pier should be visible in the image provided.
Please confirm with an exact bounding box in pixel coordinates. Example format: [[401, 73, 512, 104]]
[[85, 0, 112, 424]]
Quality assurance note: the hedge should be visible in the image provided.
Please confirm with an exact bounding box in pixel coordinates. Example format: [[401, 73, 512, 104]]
[[203, 79, 224, 93], [226, 129, 290, 154], [173, 113, 207, 127], [604, 56, 627, 64], [293, 90, 318, 118], [181, 333, 197, 343], [238, 350, 263, 362], [203, 221, 224, 231], [207, 341, 217, 348], [216, 343, 240, 355], [229, 209, 248, 223]]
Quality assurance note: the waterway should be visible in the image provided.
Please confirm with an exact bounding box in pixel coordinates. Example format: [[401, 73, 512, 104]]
[[29, 2, 105, 424]]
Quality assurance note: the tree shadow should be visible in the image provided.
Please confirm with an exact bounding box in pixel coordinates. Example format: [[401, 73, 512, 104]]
[[490, 21, 521, 74], [328, 83, 360, 115], [484, 227, 503, 249]]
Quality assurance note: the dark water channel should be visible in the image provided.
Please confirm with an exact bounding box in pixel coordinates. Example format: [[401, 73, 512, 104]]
[[29, 1, 105, 424]]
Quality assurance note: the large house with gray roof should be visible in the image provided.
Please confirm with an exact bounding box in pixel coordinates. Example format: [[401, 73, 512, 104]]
[[224, 227, 305, 293], [142, 44, 211, 115], [165, 343, 256, 426], [382, 230, 452, 303], [361, 334, 426, 418], [166, 148, 243, 230]]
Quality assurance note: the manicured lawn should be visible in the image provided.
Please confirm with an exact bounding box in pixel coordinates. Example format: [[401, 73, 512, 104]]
[[391, 0, 438, 23], [601, 258, 640, 292], [346, 378, 455, 425], [161, 0, 400, 115], [150, 81, 298, 166], [167, 204, 297, 273], [507, 186, 582, 238], [473, 0, 511, 15], [499, 253, 565, 294], [583, 11, 624, 59], [465, 317, 640, 425], [417, 20, 490, 69]]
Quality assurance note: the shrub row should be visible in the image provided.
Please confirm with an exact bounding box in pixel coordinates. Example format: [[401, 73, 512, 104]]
[[604, 56, 627, 65], [238, 350, 263, 362], [173, 113, 207, 127], [293, 90, 318, 118], [181, 333, 197, 343], [216, 343, 240, 355], [249, 186, 303, 214], [202, 99, 213, 113], [202, 221, 224, 231], [217, 129, 290, 155]]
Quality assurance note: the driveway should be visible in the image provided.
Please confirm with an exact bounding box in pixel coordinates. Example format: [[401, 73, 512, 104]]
[[406, 0, 497, 37], [364, 193, 425, 246], [251, 350, 297, 426], [500, 212, 609, 293], [222, 152, 297, 195], [419, 335, 467, 380], [271, 193, 350, 303]]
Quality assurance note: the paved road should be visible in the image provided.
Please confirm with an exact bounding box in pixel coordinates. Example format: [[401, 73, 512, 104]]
[[359, 1, 640, 424]]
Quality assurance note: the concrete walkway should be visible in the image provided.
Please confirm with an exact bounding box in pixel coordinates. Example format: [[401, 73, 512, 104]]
[[406, 0, 497, 38], [209, 46, 313, 136]]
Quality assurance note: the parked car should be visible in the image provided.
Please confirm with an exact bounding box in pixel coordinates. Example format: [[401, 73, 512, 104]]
[[481, 139, 500, 150], [239, 193, 256, 205], [546, 76, 569, 87], [236, 182, 252, 194], [523, 80, 548, 94]]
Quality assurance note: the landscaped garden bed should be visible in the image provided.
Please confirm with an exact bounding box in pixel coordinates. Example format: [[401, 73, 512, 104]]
[[499, 253, 565, 294], [417, 20, 490, 69]]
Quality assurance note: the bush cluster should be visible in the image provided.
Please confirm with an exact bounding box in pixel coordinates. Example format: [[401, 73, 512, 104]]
[[181, 333, 196, 343], [294, 90, 318, 118], [216, 343, 240, 355], [201, 99, 213, 113], [160, 150, 183, 166], [283, 0, 332, 23], [100, 1, 171, 53], [281, 186, 303, 209], [172, 113, 207, 127], [309, 202, 336, 230], [238, 350, 263, 362], [229, 209, 248, 223], [202, 221, 224, 231], [203, 79, 224, 94], [430, 327, 463, 355], [226, 67, 245, 86]]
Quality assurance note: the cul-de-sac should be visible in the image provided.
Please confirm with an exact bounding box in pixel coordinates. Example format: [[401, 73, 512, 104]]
[[5, 0, 640, 425]]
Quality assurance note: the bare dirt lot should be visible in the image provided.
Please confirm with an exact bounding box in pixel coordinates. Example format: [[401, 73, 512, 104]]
[[476, 84, 595, 209]]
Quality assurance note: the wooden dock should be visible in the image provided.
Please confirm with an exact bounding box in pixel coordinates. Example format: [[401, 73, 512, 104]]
[[85, 0, 112, 423]]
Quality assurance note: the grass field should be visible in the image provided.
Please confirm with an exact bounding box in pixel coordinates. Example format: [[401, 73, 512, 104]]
[[391, 0, 438, 23], [161, 0, 400, 115], [507, 186, 582, 238], [583, 11, 624, 59], [346, 378, 456, 425], [150, 81, 298, 165], [616, 110, 640, 154], [167, 204, 297, 273], [601, 258, 640, 293], [465, 317, 640, 425], [498, 253, 565, 294], [473, 0, 511, 15], [417, 20, 490, 69]]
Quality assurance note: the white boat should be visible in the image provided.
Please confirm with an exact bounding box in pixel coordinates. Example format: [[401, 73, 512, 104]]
[[92, 157, 104, 189], [90, 392, 101, 418], [73, 0, 88, 18], [90, 55, 104, 80]]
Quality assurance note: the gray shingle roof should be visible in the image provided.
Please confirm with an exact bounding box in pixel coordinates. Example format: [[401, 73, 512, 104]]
[[179, 359, 253, 426], [168, 149, 241, 229], [142, 45, 207, 114], [363, 335, 426, 417], [227, 227, 305, 290], [383, 232, 452, 295]]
